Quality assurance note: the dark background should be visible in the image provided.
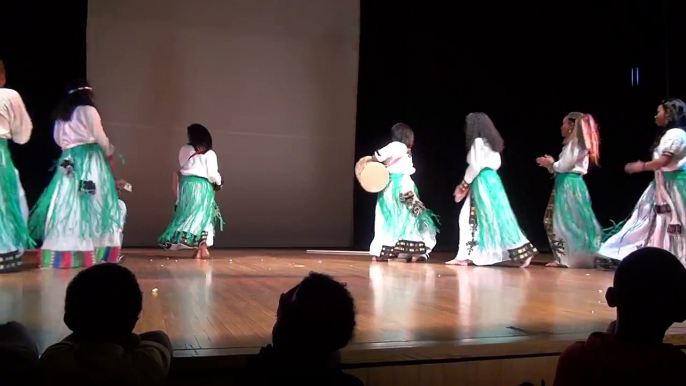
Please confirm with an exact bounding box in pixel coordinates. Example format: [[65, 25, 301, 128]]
[[1, 1, 684, 252]]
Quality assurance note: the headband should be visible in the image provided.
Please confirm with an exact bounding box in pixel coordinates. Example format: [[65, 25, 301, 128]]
[[68, 86, 92, 94]]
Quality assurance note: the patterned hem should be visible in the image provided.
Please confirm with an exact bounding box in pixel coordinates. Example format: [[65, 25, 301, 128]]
[[41, 247, 121, 269], [379, 240, 428, 259], [544, 188, 566, 264], [508, 243, 537, 261], [159, 231, 208, 250], [0, 250, 24, 273]]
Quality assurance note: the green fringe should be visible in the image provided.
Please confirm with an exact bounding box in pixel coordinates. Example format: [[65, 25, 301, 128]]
[[0, 140, 35, 249], [602, 171, 686, 243], [158, 175, 222, 245], [377, 173, 439, 241], [471, 168, 527, 251], [28, 144, 121, 242], [553, 173, 601, 252]]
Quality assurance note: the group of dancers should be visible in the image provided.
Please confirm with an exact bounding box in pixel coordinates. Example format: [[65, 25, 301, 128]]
[[0, 61, 223, 273], [367, 98, 686, 269], [3, 58, 686, 272]]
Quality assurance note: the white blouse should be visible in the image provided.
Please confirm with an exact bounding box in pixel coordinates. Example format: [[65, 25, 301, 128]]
[[551, 140, 589, 175], [178, 145, 222, 185], [463, 138, 501, 183], [0, 88, 32, 144], [53, 106, 114, 156], [654, 128, 686, 172], [374, 141, 415, 175]]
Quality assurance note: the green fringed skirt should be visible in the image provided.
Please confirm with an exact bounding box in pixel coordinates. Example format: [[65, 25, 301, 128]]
[[159, 175, 222, 249], [544, 173, 601, 268], [0, 139, 34, 272], [455, 168, 536, 265], [28, 143, 122, 269], [369, 173, 439, 259]]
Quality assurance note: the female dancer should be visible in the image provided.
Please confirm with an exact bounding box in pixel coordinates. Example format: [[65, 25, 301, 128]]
[[447, 113, 537, 267], [600, 98, 686, 263], [368, 123, 438, 262], [536, 112, 602, 268], [0, 61, 35, 272], [159, 123, 223, 259], [28, 80, 123, 268]]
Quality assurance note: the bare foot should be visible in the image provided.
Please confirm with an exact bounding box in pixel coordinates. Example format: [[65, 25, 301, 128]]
[[519, 256, 533, 268], [446, 259, 469, 266], [545, 261, 567, 268], [192, 250, 202, 259], [200, 243, 210, 259]]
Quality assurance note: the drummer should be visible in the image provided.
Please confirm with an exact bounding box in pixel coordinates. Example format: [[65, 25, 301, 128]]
[[368, 123, 439, 262]]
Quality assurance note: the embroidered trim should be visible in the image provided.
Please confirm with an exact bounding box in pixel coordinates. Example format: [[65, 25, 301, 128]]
[[655, 204, 672, 214], [466, 200, 478, 255], [508, 243, 538, 261], [0, 250, 23, 273], [544, 188, 566, 263]]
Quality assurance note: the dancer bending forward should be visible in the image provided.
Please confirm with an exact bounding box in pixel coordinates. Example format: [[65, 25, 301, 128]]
[[600, 98, 686, 264], [536, 112, 602, 268], [447, 113, 537, 267], [159, 124, 223, 259], [369, 123, 438, 262]]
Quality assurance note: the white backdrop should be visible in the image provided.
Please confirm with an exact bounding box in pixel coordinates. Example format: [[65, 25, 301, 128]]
[[87, 0, 360, 247]]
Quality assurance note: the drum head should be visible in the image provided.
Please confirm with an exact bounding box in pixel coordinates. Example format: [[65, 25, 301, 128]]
[[358, 162, 389, 193]]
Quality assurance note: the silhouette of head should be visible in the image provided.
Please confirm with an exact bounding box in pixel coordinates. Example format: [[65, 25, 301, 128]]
[[64, 263, 143, 340], [272, 272, 356, 355], [605, 248, 686, 337]]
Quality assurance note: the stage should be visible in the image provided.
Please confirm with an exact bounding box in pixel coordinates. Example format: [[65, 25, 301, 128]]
[[2, 250, 685, 384]]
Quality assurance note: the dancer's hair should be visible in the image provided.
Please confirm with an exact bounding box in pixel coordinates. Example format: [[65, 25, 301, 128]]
[[566, 112, 600, 166], [464, 112, 504, 153], [187, 123, 213, 151], [391, 123, 414, 147], [52, 79, 96, 122], [0, 60, 4, 74], [661, 98, 686, 129], [651, 98, 686, 153]]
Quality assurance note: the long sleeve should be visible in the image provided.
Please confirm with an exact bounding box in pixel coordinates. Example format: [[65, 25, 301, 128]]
[[83, 106, 114, 156], [553, 142, 583, 173], [463, 138, 500, 184], [8, 93, 32, 145], [178, 145, 195, 169], [205, 150, 222, 185], [374, 142, 407, 163]]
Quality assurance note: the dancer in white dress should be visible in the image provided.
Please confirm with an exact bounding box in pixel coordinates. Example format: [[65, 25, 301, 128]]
[[447, 113, 537, 267], [159, 123, 223, 259], [600, 98, 686, 264], [28, 80, 122, 268], [0, 60, 34, 272], [536, 112, 602, 268], [369, 123, 438, 262]]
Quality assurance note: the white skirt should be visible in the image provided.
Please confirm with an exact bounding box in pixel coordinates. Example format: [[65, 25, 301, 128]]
[[599, 174, 686, 264]]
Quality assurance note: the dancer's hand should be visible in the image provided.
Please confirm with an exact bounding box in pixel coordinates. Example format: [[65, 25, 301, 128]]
[[625, 161, 644, 174], [536, 155, 555, 168], [454, 185, 468, 203]]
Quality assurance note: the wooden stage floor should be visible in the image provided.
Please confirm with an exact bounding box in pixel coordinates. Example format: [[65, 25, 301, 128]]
[[1, 249, 684, 356]]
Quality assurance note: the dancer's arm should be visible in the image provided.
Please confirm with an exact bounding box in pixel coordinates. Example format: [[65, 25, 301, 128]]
[[205, 150, 223, 187], [84, 106, 114, 156], [372, 142, 406, 163], [626, 155, 672, 173], [8, 92, 33, 145], [455, 139, 485, 202], [626, 129, 683, 173]]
